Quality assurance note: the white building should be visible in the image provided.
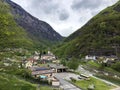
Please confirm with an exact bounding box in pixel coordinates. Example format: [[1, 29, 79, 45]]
[[25, 61, 33, 68], [48, 51, 53, 55], [33, 56, 39, 60], [25, 58, 37, 68], [85, 55, 97, 60], [41, 55, 56, 61]]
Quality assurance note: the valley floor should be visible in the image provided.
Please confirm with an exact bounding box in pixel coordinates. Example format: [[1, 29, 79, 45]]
[[55, 73, 81, 90]]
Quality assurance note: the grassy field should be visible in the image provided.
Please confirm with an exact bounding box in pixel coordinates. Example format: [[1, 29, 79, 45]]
[[72, 77, 115, 90], [0, 73, 57, 90], [87, 61, 100, 68], [96, 75, 120, 86], [40, 87, 52, 90], [85, 61, 120, 77], [0, 73, 36, 90]]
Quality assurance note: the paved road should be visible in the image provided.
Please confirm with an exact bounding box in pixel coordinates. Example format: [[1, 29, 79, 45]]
[[77, 65, 93, 76], [111, 87, 120, 90], [54, 65, 119, 90], [55, 73, 81, 90]]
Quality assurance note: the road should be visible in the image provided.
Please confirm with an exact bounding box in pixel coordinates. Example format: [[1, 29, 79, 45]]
[[77, 65, 120, 88], [111, 87, 120, 90], [77, 65, 93, 76], [54, 65, 119, 90], [55, 73, 81, 90]]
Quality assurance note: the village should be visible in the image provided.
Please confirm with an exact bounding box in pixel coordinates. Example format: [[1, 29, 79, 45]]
[[1, 48, 120, 90], [22, 50, 68, 89], [0, 47, 120, 90], [0, 47, 119, 90], [10, 50, 119, 90]]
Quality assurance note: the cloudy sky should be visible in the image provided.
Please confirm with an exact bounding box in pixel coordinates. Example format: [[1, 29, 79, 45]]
[[11, 0, 118, 36]]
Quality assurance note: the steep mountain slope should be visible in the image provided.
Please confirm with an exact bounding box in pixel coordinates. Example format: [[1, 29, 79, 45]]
[[6, 0, 63, 44], [55, 0, 120, 58], [0, 0, 33, 49], [0, 0, 63, 50]]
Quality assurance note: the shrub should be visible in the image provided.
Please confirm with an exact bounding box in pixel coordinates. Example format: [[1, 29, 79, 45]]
[[111, 62, 120, 72]]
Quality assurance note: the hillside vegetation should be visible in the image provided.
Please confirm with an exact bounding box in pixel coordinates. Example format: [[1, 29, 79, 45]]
[[0, 0, 33, 49], [55, 0, 120, 58], [0, 73, 36, 90], [0, 0, 63, 50]]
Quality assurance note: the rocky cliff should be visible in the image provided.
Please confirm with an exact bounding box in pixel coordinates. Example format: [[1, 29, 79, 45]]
[[5, 0, 63, 43]]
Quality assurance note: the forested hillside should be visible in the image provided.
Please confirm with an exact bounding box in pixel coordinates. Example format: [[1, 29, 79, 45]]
[[0, 0, 34, 49], [55, 0, 120, 58]]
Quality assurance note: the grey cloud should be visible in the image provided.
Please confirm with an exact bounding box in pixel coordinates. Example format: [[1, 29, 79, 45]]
[[11, 0, 119, 36], [30, 0, 59, 14], [43, 5, 59, 14], [59, 10, 69, 21], [30, 0, 69, 20], [91, 10, 100, 16], [71, 0, 102, 10]]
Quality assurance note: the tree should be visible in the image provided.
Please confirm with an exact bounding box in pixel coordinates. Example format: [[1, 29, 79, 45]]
[[67, 58, 79, 70], [61, 58, 67, 66]]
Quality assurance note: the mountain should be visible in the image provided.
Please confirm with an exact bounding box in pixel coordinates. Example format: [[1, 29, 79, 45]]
[[55, 0, 120, 58], [0, 0, 63, 50], [6, 0, 62, 42], [0, 0, 34, 49]]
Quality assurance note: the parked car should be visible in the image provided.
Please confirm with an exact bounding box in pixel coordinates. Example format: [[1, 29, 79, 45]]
[[70, 77, 76, 82], [78, 76, 82, 80]]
